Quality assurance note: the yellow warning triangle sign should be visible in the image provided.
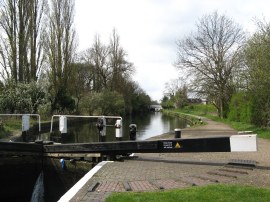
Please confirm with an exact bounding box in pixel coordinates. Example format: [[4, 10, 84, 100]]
[[175, 142, 181, 149]]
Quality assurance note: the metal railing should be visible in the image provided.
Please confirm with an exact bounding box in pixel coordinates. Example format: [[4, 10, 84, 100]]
[[0, 114, 41, 132], [50, 115, 122, 133]]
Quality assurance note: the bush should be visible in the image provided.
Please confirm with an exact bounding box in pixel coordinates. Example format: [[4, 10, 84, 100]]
[[0, 81, 45, 114], [228, 92, 251, 123]]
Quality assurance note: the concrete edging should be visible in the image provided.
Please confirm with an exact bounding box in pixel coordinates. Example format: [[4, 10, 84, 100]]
[[58, 161, 113, 202]]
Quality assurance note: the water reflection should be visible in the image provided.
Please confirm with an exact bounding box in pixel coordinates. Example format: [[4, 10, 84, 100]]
[[135, 112, 187, 140], [40, 112, 187, 143]]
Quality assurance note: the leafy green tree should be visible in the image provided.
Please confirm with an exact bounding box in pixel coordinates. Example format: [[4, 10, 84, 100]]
[[81, 91, 125, 116], [228, 92, 251, 123], [245, 20, 270, 127], [174, 85, 188, 108], [161, 96, 174, 109], [50, 86, 75, 113]]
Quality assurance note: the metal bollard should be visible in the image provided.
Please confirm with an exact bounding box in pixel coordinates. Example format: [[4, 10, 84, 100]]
[[174, 128, 181, 138], [129, 124, 137, 140], [96, 117, 106, 142]]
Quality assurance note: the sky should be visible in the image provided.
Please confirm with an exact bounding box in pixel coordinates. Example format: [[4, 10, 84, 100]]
[[74, 0, 270, 101]]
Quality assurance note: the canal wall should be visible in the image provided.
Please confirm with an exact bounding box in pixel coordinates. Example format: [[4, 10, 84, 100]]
[[0, 155, 42, 202], [43, 158, 94, 201], [0, 153, 95, 202], [163, 110, 202, 126]]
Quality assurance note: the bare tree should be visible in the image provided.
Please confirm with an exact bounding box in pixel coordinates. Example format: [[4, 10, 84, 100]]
[[0, 0, 19, 82], [42, 0, 77, 112], [0, 0, 46, 83], [85, 35, 111, 92], [44, 0, 76, 96], [108, 29, 134, 92], [164, 77, 187, 99], [175, 11, 245, 118], [28, 0, 46, 82]]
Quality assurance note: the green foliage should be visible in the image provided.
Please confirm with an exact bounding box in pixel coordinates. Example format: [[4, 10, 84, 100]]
[[0, 81, 45, 114], [37, 102, 52, 119], [130, 91, 151, 114], [228, 92, 251, 123], [173, 86, 188, 108], [161, 83, 188, 109], [0, 118, 21, 139], [169, 107, 270, 139], [181, 104, 217, 116], [106, 184, 270, 202], [250, 95, 270, 127], [161, 96, 175, 109], [245, 21, 270, 127], [50, 86, 75, 113], [81, 91, 125, 115]]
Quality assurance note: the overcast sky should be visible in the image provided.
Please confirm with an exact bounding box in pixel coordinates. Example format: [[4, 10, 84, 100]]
[[74, 0, 270, 101]]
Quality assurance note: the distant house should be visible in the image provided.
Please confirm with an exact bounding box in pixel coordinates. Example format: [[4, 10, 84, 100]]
[[187, 98, 202, 104], [187, 98, 208, 105], [201, 98, 208, 105]]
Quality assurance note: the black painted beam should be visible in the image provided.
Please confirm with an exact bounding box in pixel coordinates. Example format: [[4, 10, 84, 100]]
[[0, 135, 257, 156], [0, 142, 43, 153], [43, 137, 232, 154]]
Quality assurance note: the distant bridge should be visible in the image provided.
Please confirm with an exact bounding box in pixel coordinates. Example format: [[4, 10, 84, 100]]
[[149, 105, 162, 112]]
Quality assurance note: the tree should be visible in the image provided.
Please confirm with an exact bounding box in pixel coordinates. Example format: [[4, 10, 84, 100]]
[[163, 78, 188, 108], [228, 92, 251, 123], [44, 0, 76, 112], [81, 91, 125, 116], [69, 62, 90, 113], [0, 0, 46, 82], [245, 20, 270, 127], [108, 29, 134, 92], [161, 96, 174, 109], [174, 85, 188, 108], [82, 35, 111, 92], [175, 11, 245, 118], [129, 83, 151, 114]]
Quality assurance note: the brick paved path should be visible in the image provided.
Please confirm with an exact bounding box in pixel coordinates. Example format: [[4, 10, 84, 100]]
[[68, 117, 270, 202], [70, 154, 270, 202]]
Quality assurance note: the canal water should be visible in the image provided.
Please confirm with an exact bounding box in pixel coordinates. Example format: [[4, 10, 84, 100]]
[[40, 112, 187, 143], [0, 112, 187, 202]]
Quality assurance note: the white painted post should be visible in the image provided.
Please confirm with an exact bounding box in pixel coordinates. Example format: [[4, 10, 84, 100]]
[[115, 119, 122, 141], [22, 114, 30, 141], [230, 134, 257, 152], [22, 115, 30, 132], [59, 116, 67, 134]]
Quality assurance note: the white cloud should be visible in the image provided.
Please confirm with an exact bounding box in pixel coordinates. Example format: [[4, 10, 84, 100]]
[[75, 0, 270, 101]]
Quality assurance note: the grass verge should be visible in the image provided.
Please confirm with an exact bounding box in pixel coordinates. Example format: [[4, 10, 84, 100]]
[[165, 105, 270, 139], [106, 184, 270, 202], [0, 118, 26, 139]]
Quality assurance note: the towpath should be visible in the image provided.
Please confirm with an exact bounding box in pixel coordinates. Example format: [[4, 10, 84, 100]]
[[68, 117, 270, 202]]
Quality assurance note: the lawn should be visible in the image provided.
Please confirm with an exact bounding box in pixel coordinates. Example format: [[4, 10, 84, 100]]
[[106, 184, 270, 202]]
